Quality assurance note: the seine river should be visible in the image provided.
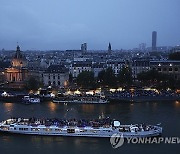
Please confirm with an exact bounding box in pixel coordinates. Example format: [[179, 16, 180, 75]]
[[0, 101, 179, 154]]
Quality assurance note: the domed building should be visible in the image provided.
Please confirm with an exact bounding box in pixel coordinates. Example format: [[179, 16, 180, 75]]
[[5, 45, 28, 83], [11, 45, 27, 68]]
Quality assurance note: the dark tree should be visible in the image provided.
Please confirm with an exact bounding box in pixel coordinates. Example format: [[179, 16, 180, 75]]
[[104, 67, 117, 87], [118, 66, 133, 86], [76, 71, 95, 88], [25, 77, 40, 90], [98, 68, 117, 87], [137, 70, 164, 82], [137, 70, 177, 89], [98, 70, 106, 84]]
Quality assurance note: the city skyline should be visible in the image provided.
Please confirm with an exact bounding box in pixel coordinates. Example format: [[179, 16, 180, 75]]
[[0, 0, 180, 50]]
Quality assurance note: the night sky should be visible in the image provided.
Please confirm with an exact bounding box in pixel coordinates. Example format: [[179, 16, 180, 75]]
[[0, 0, 180, 50]]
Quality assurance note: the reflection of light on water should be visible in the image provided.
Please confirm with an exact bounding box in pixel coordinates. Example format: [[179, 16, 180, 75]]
[[4, 103, 14, 112], [64, 107, 79, 119], [175, 101, 179, 104], [45, 137, 54, 143], [82, 104, 94, 113], [2, 136, 11, 142], [31, 136, 64, 144], [130, 103, 134, 111], [48, 102, 57, 112], [74, 138, 98, 146], [175, 101, 180, 108], [73, 138, 99, 151], [31, 136, 42, 142]]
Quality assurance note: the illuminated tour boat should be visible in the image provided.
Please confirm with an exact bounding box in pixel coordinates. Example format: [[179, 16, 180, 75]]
[[0, 118, 162, 138], [53, 96, 108, 104]]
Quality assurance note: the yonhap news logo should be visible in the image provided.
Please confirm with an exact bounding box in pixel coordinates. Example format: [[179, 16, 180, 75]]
[[110, 133, 124, 148], [110, 133, 180, 149]]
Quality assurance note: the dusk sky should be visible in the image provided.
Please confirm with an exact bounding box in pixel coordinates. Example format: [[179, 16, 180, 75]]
[[0, 0, 180, 50]]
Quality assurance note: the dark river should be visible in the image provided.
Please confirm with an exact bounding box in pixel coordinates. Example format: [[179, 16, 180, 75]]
[[0, 101, 179, 154]]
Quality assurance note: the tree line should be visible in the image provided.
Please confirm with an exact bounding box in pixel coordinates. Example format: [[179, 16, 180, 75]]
[[24, 67, 180, 90], [75, 67, 180, 90], [76, 66, 133, 89]]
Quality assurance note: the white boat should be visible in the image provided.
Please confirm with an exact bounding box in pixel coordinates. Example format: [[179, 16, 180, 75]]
[[0, 118, 162, 138], [53, 96, 108, 104], [22, 96, 40, 104]]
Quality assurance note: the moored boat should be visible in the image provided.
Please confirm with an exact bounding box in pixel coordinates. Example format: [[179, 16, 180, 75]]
[[22, 96, 40, 104], [53, 96, 108, 104]]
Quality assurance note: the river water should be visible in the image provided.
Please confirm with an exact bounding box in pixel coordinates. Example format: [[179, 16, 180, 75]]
[[0, 101, 179, 154]]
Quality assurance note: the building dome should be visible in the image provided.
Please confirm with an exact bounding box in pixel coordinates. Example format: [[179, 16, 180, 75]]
[[12, 45, 27, 68]]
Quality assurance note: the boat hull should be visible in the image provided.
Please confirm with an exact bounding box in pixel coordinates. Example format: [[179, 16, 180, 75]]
[[0, 128, 162, 138]]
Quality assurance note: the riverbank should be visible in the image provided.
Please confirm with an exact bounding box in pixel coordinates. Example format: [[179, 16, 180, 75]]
[[108, 96, 180, 103], [1, 95, 180, 104]]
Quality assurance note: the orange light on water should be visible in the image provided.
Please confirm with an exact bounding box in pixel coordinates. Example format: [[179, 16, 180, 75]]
[[48, 102, 57, 112], [82, 104, 94, 113], [4, 103, 13, 112], [175, 101, 179, 104], [175, 101, 180, 108]]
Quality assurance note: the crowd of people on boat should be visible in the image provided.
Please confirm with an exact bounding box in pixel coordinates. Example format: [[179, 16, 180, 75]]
[[8, 117, 113, 128], [107, 89, 180, 98]]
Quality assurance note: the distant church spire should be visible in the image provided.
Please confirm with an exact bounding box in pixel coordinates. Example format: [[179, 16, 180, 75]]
[[15, 43, 22, 59], [108, 42, 112, 54], [16, 42, 20, 51], [16, 45, 20, 52]]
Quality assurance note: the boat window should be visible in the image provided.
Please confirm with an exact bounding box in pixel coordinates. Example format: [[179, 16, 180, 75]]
[[1, 126, 9, 130], [43, 128, 52, 131], [55, 129, 62, 132], [80, 129, 87, 132], [31, 128, 40, 131], [67, 129, 75, 133]]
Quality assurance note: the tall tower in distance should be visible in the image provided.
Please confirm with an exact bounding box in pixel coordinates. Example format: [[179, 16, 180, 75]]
[[81, 43, 87, 52], [84, 43, 87, 51], [108, 42, 112, 54], [152, 31, 157, 51]]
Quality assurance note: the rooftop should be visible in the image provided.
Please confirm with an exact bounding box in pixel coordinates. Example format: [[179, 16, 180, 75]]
[[44, 65, 69, 73]]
